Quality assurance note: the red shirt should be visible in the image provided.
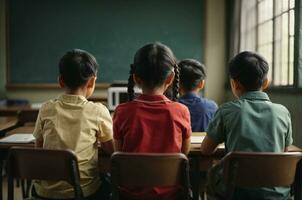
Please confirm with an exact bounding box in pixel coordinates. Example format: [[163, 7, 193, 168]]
[[113, 94, 191, 199]]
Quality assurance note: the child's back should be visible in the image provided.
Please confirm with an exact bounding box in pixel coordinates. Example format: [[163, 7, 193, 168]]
[[34, 95, 112, 198], [201, 52, 292, 200], [114, 94, 190, 153], [33, 49, 113, 199], [179, 94, 217, 132], [178, 59, 217, 132], [209, 91, 291, 153], [113, 43, 191, 200]]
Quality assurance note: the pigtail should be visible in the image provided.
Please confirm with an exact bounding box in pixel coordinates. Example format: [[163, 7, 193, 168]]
[[127, 64, 135, 101], [172, 64, 179, 101]]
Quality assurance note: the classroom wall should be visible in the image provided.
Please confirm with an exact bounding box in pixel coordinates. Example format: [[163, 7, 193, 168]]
[[204, 0, 226, 105], [268, 93, 302, 147], [0, 0, 5, 97], [0, 0, 227, 104]]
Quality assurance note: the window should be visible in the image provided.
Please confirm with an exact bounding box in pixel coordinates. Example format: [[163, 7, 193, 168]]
[[236, 0, 295, 87]]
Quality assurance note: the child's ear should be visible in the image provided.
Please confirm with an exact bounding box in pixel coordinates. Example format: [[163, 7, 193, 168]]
[[133, 74, 142, 86], [261, 78, 269, 90], [58, 76, 65, 88], [197, 80, 205, 90], [230, 79, 242, 90], [179, 85, 185, 95], [87, 76, 96, 88], [165, 72, 175, 87]]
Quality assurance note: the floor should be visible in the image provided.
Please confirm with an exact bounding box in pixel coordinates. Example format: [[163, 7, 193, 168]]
[[2, 176, 23, 200]]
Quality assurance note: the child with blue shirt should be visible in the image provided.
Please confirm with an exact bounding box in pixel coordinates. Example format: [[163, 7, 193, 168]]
[[201, 51, 293, 200], [178, 59, 217, 132]]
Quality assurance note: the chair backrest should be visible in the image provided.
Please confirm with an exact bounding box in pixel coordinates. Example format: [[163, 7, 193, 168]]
[[7, 147, 83, 200], [223, 152, 302, 199], [110, 152, 190, 200]]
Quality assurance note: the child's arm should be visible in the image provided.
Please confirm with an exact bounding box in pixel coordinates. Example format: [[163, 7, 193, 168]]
[[33, 107, 44, 148], [181, 138, 191, 155], [181, 107, 192, 155], [100, 139, 114, 154], [200, 108, 224, 155], [97, 105, 114, 154], [200, 136, 219, 155], [35, 138, 43, 147], [114, 139, 122, 151]]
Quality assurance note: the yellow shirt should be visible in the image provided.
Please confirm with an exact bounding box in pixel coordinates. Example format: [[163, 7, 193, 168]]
[[33, 94, 113, 199]]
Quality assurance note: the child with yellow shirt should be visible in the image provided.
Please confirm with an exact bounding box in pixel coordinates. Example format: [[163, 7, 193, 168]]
[[33, 49, 114, 199]]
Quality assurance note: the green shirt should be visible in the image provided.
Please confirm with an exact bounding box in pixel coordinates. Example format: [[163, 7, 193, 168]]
[[207, 91, 293, 199]]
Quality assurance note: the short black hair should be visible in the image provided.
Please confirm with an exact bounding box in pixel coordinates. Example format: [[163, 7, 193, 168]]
[[229, 51, 269, 91], [179, 59, 206, 92], [59, 49, 98, 90]]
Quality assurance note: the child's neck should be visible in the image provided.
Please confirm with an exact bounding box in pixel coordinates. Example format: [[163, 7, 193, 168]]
[[181, 88, 200, 96], [65, 87, 88, 97], [142, 86, 166, 96], [236, 89, 263, 98]]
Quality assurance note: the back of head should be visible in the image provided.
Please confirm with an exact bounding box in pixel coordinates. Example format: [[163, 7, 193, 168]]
[[59, 49, 98, 90], [228, 51, 269, 91], [128, 42, 179, 101], [179, 59, 206, 92]]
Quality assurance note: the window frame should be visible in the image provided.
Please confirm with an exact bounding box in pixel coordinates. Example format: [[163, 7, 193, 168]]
[[226, 0, 302, 92], [255, 0, 295, 88], [294, 0, 302, 89]]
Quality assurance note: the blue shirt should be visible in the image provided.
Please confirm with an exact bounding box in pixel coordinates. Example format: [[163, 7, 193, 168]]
[[178, 93, 217, 132]]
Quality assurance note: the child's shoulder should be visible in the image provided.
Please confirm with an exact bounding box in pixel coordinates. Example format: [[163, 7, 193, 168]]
[[169, 100, 190, 110], [86, 101, 111, 117], [115, 101, 136, 112], [218, 98, 290, 116], [167, 101, 191, 116], [115, 100, 189, 113], [86, 101, 108, 110], [39, 99, 58, 111], [269, 101, 290, 115], [219, 100, 240, 110], [201, 97, 218, 108]]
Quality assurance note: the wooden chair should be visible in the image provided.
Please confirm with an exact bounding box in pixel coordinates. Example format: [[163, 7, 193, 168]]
[[222, 152, 302, 200], [7, 147, 84, 200], [110, 152, 191, 200]]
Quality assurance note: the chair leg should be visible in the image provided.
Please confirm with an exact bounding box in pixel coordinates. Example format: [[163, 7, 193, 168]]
[[21, 179, 32, 198], [26, 180, 32, 197], [0, 160, 3, 200], [111, 185, 119, 200], [190, 158, 200, 200], [21, 179, 26, 198], [225, 161, 238, 200], [71, 160, 84, 200], [8, 175, 14, 200], [294, 161, 302, 200]]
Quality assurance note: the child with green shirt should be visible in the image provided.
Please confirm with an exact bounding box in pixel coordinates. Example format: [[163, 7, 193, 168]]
[[200, 51, 293, 199]]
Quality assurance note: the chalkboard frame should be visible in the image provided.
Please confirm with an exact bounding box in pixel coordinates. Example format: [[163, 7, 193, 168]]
[[5, 0, 204, 90]]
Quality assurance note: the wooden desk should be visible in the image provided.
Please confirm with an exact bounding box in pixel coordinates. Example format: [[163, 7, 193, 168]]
[[0, 117, 18, 132], [0, 129, 301, 200], [0, 105, 38, 116], [5, 125, 34, 135]]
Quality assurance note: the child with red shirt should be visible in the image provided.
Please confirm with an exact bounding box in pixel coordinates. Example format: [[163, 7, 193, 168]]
[[113, 42, 192, 200]]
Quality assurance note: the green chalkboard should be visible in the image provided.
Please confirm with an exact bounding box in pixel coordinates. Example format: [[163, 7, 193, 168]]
[[7, 0, 204, 86]]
